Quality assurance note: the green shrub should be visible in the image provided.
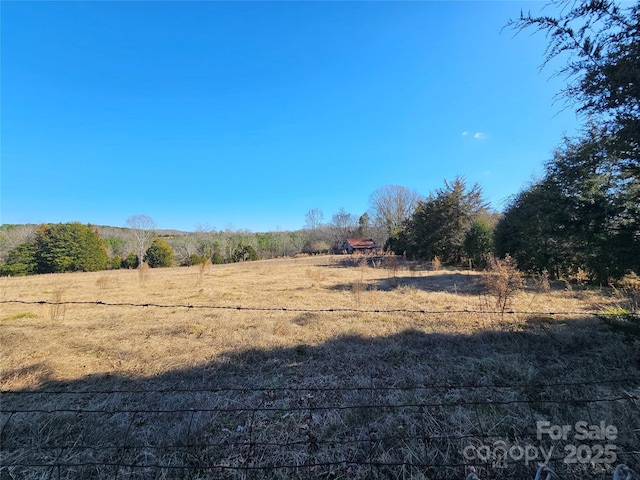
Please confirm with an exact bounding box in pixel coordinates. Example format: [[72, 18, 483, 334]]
[[211, 252, 224, 265], [109, 254, 123, 270], [123, 253, 139, 269], [0, 263, 33, 276], [231, 244, 259, 262], [144, 239, 174, 268], [183, 253, 205, 266]]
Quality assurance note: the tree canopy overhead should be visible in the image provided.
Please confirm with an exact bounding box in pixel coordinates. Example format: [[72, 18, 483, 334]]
[[506, 0, 640, 162]]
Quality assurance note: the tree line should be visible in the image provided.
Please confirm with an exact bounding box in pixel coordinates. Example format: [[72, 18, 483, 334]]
[[0, 222, 174, 276]]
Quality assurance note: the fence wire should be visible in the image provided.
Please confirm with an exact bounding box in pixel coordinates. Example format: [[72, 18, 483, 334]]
[[1, 298, 638, 318]]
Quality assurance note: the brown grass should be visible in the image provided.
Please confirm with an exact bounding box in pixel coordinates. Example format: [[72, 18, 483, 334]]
[[1, 256, 638, 479]]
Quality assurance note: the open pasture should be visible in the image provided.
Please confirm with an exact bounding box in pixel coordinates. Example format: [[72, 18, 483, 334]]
[[1, 256, 639, 479]]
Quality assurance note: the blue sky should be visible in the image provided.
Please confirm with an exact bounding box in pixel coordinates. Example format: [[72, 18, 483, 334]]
[[1, 1, 580, 232]]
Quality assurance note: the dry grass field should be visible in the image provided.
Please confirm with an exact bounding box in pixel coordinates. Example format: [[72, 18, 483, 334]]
[[1, 255, 639, 479]]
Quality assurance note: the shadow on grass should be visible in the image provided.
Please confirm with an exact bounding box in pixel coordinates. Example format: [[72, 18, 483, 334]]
[[2, 319, 639, 480], [328, 271, 484, 295], [325, 255, 432, 271]]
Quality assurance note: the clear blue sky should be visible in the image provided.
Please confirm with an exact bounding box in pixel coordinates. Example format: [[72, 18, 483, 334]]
[[1, 1, 580, 232]]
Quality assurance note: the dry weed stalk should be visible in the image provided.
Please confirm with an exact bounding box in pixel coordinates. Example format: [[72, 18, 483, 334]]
[[352, 262, 366, 306], [49, 287, 66, 323], [351, 279, 364, 306], [386, 255, 400, 287], [196, 258, 212, 286], [432, 256, 442, 271]]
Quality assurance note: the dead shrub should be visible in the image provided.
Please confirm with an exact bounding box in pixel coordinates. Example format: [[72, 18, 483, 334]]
[[96, 275, 109, 294], [532, 269, 551, 293], [387, 255, 400, 288], [613, 272, 640, 313], [572, 267, 590, 287], [483, 255, 523, 319], [351, 264, 367, 306]]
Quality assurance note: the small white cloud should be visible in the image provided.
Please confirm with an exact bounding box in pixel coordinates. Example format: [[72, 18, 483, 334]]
[[462, 131, 469, 136], [474, 132, 487, 140]]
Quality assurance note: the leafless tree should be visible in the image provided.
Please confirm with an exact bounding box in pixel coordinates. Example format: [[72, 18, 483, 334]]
[[368, 185, 421, 236], [304, 208, 324, 231], [168, 236, 198, 265], [193, 223, 220, 259], [0, 224, 37, 261], [330, 208, 357, 249], [125, 214, 156, 266]]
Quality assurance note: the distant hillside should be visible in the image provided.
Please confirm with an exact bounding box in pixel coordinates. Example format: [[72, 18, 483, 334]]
[[94, 225, 193, 238], [0, 223, 193, 238]]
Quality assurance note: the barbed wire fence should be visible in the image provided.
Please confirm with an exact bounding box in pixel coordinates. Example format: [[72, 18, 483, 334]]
[[1, 298, 639, 317], [1, 299, 639, 479]]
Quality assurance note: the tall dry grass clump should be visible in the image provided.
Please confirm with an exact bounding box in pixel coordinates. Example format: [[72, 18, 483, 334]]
[[351, 258, 368, 306], [482, 255, 523, 319], [305, 267, 326, 288], [385, 254, 400, 287], [95, 275, 109, 296], [137, 261, 150, 284], [196, 258, 212, 286], [49, 287, 66, 323]]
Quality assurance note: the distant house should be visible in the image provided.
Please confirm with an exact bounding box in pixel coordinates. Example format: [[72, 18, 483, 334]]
[[342, 238, 378, 254]]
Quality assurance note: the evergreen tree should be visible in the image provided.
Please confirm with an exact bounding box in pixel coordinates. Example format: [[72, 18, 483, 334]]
[[399, 177, 488, 264], [0, 241, 38, 276], [463, 218, 495, 269], [123, 253, 140, 269], [497, 130, 640, 281], [144, 238, 174, 267], [495, 180, 572, 278], [34, 223, 108, 273], [502, 0, 640, 281]]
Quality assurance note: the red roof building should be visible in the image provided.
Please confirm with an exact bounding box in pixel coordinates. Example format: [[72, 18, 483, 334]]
[[343, 238, 379, 254]]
